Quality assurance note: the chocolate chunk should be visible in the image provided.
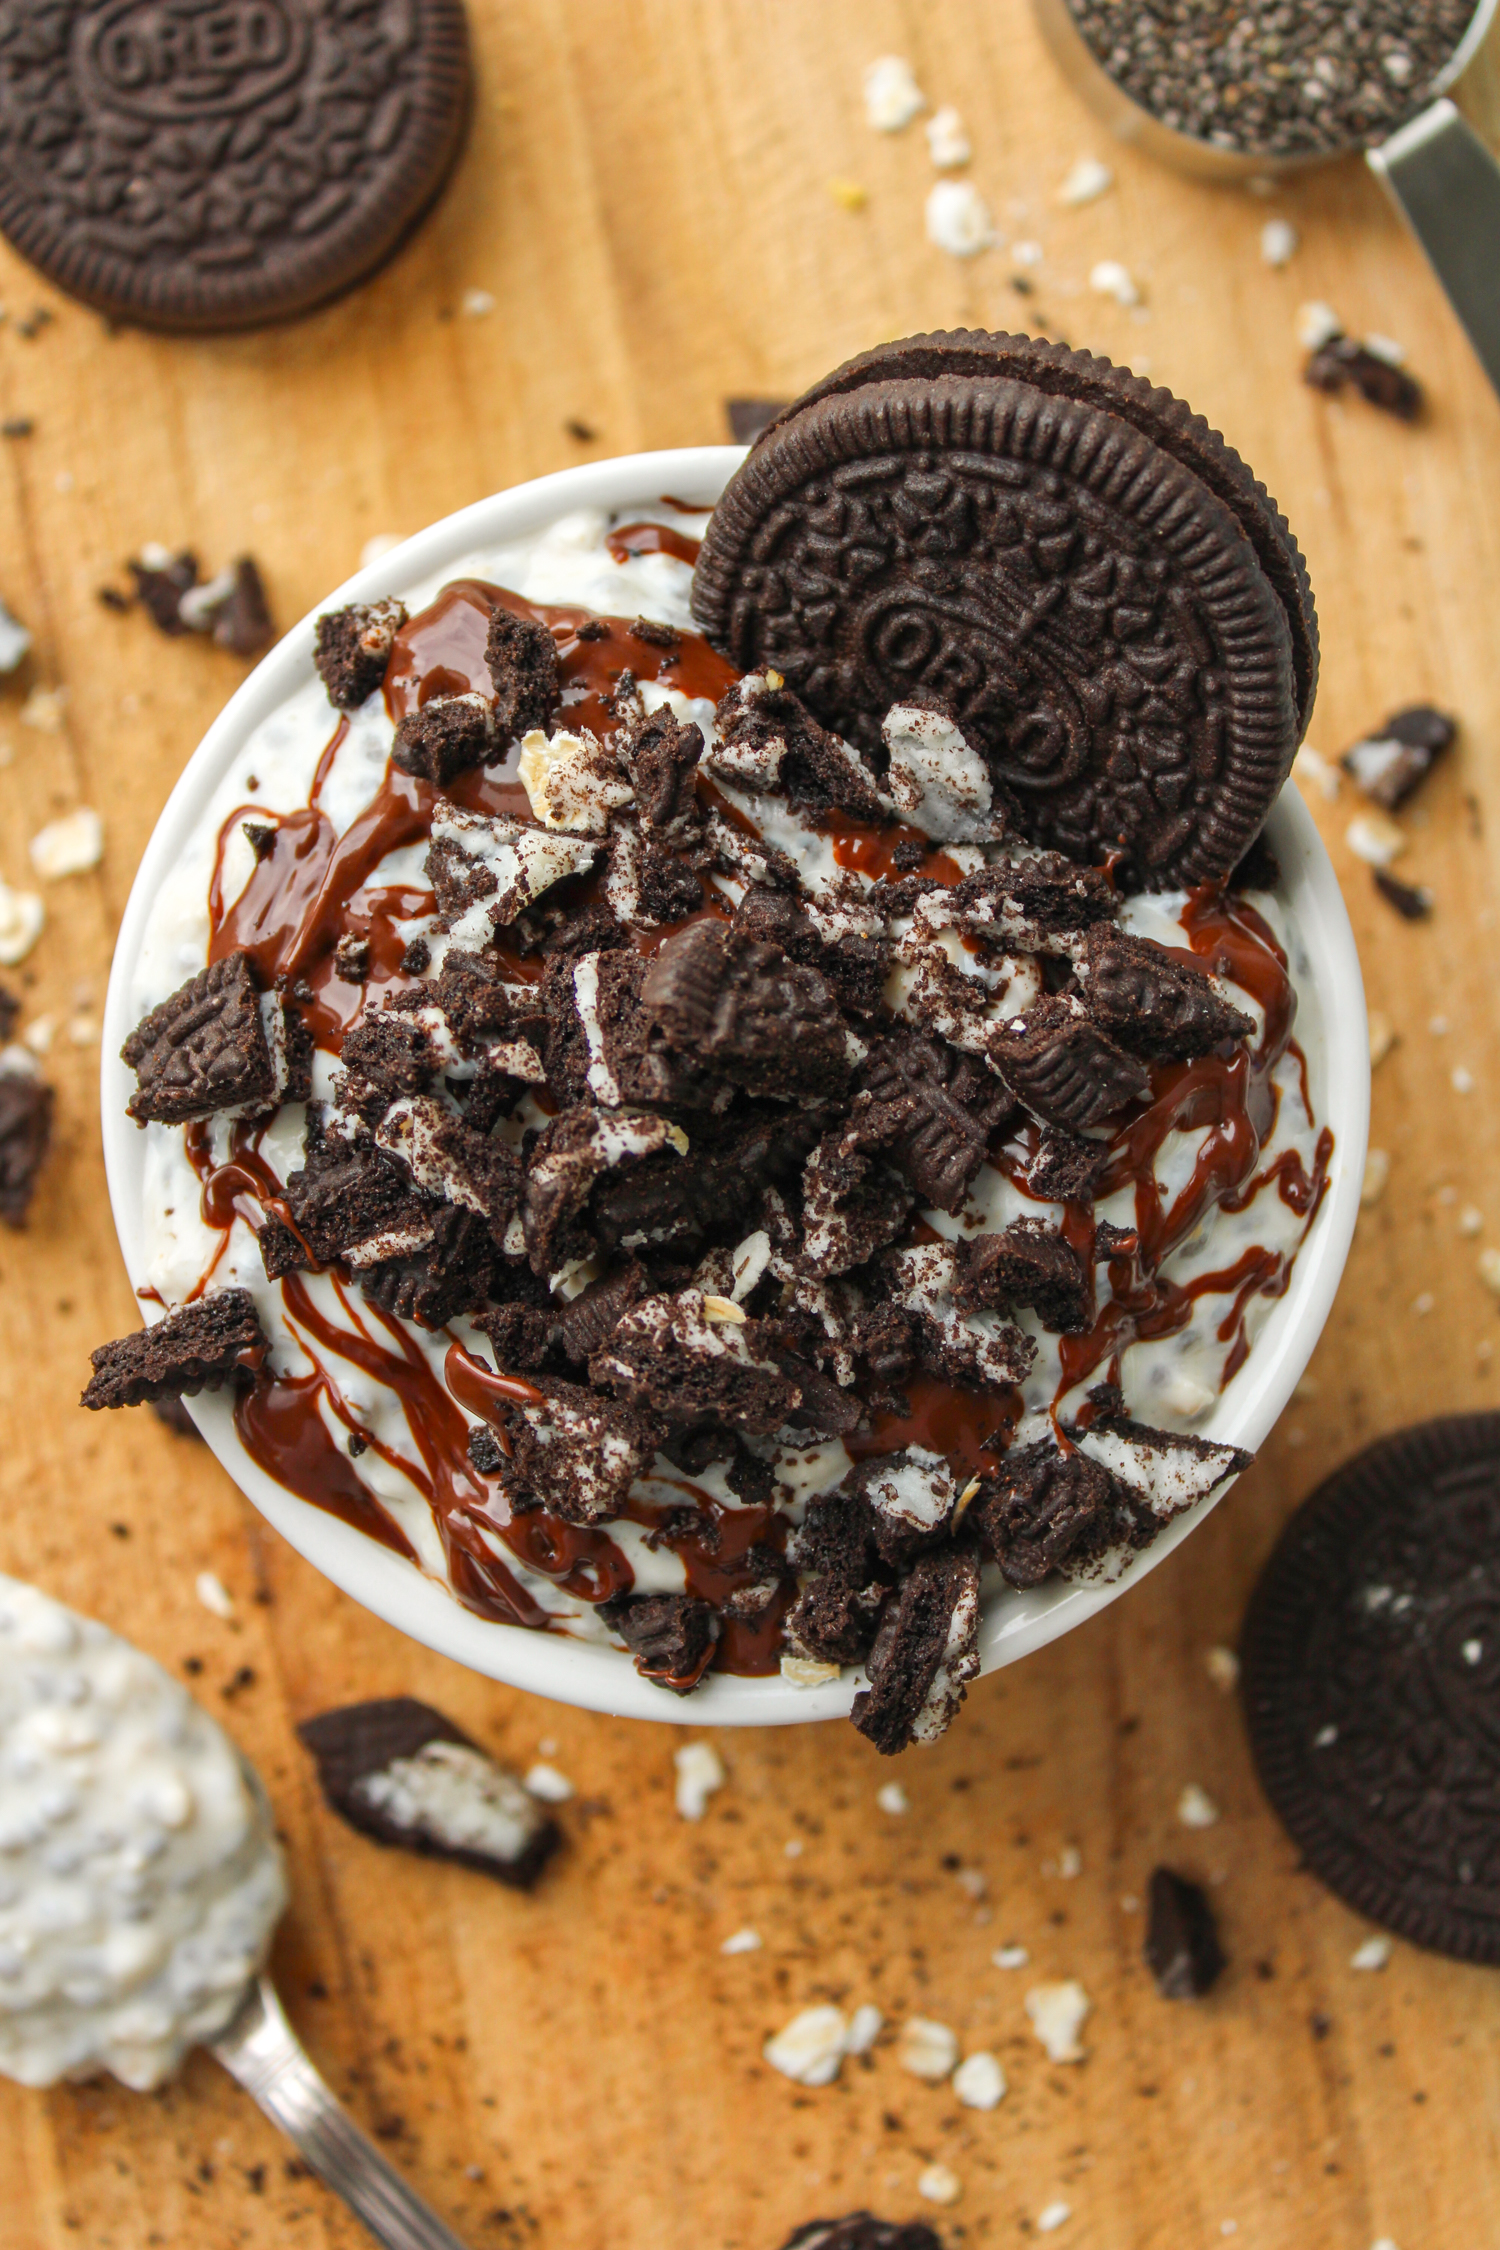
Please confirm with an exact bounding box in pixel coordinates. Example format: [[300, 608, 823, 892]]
[[993, 996, 1151, 1130], [1342, 705, 1456, 810], [725, 398, 790, 447], [392, 692, 497, 785], [1374, 870, 1434, 922], [314, 600, 407, 711], [970, 1439, 1126, 1586], [784, 1487, 886, 1664], [0, 1060, 52, 1227], [484, 607, 561, 740], [617, 706, 704, 843], [851, 1546, 982, 1754], [1144, 1867, 1226, 1998], [608, 1593, 718, 1694], [82, 1290, 267, 1410], [1024, 1127, 1110, 1205], [710, 674, 884, 821], [590, 1289, 802, 1435], [129, 548, 198, 634], [853, 1032, 1013, 1214], [1079, 927, 1254, 1061], [640, 922, 853, 1101], [493, 1378, 665, 1525], [955, 1219, 1092, 1335], [1241, 1412, 1500, 1965], [297, 1698, 559, 1891], [799, 1131, 914, 1279], [1305, 334, 1423, 421], [122, 952, 275, 1125]]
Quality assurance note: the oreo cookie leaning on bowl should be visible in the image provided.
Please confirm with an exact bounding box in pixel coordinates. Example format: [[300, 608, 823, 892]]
[[1242, 1415, 1500, 1965], [0, 1, 471, 333], [692, 329, 1318, 887]]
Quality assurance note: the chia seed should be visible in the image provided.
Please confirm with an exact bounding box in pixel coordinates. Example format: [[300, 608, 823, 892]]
[[1062, 1, 1477, 158]]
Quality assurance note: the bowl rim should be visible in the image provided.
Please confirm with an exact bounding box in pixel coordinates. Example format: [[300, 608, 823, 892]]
[[100, 444, 1370, 1729]]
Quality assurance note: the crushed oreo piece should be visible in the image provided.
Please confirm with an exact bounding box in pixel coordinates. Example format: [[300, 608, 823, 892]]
[[590, 1288, 802, 1434], [881, 1241, 1035, 1392], [618, 706, 704, 843], [608, 1592, 718, 1693], [82, 1290, 267, 1409], [314, 599, 408, 710], [428, 802, 601, 941], [1373, 869, 1434, 922], [955, 1219, 1092, 1335], [520, 1104, 684, 1276], [1145, 1866, 1225, 1998], [485, 606, 561, 739], [709, 674, 884, 821], [199, 556, 274, 657], [851, 1447, 959, 1566], [336, 1008, 441, 1123], [1079, 927, 1255, 1061], [627, 615, 680, 651], [777, 2221, 943, 2250], [1075, 1413, 1251, 1525], [799, 1130, 914, 1279], [937, 852, 1117, 954], [0, 986, 18, 1043], [392, 692, 497, 785], [466, 1422, 505, 1474], [993, 996, 1151, 1130], [492, 1377, 665, 1524], [851, 1545, 982, 1755], [334, 933, 371, 982], [732, 887, 889, 1020], [1024, 1127, 1110, 1205], [360, 1203, 504, 1329], [1342, 705, 1456, 810], [853, 1032, 1013, 1215], [298, 1698, 560, 1889], [122, 951, 275, 1125], [553, 1259, 648, 1364], [970, 1438, 1127, 1586], [641, 922, 853, 1101], [0, 1057, 53, 1226], [374, 1094, 521, 1229], [1304, 333, 1422, 421], [128, 547, 198, 633], [785, 1486, 885, 1664]]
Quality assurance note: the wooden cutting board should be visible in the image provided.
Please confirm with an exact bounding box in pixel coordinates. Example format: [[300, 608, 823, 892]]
[[3, 5, 1499, 2244]]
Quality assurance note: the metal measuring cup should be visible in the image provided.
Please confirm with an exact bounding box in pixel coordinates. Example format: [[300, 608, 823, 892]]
[[1033, 0, 1500, 397]]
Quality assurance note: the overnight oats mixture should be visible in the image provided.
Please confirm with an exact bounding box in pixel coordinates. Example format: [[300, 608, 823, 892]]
[[88, 339, 1334, 1753]]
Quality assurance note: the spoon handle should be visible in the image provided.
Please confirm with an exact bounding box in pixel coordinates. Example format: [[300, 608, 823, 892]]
[[212, 1976, 473, 2250], [1368, 99, 1500, 402]]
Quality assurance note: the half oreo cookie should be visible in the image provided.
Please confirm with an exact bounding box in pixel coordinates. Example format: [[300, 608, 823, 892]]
[[0, 1, 472, 332], [692, 329, 1318, 888], [1241, 1414, 1500, 1965]]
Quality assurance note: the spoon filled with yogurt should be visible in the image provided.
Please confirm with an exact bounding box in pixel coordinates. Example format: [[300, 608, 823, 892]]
[[0, 1572, 470, 2249]]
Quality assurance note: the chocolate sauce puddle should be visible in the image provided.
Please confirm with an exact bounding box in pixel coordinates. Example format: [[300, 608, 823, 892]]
[[186, 570, 1332, 1672]]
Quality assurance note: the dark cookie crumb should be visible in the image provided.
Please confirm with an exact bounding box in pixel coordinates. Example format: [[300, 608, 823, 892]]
[[314, 600, 407, 711], [851, 1546, 981, 1755], [1305, 334, 1423, 422], [776, 2219, 944, 2250], [485, 607, 561, 739], [994, 996, 1151, 1131], [853, 1032, 1014, 1215], [392, 693, 496, 785], [1373, 870, 1434, 922], [82, 1290, 267, 1409], [607, 1592, 719, 1693], [122, 951, 275, 1125], [1144, 1867, 1226, 1998], [1079, 926, 1255, 1061], [0, 1063, 53, 1225], [1342, 705, 1456, 810], [955, 1219, 1092, 1335]]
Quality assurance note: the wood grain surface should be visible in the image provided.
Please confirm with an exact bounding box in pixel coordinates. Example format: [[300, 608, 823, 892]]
[[3, 6, 1500, 2246]]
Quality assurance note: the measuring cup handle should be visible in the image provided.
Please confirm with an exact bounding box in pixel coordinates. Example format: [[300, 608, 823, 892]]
[[1367, 98, 1500, 400]]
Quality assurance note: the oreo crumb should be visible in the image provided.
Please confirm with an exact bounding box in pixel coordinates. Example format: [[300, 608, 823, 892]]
[[485, 607, 561, 739], [1342, 705, 1456, 809], [82, 1290, 267, 1409], [1373, 870, 1434, 921], [0, 1058, 53, 1225], [1305, 334, 1423, 420], [314, 599, 407, 710], [122, 952, 275, 1125], [1144, 1867, 1226, 1998]]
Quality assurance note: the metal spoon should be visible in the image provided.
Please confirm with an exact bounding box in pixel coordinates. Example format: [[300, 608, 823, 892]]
[[1032, 0, 1500, 397], [211, 1976, 472, 2250]]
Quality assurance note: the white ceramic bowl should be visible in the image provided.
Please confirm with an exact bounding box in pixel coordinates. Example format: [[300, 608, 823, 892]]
[[102, 449, 1370, 1728]]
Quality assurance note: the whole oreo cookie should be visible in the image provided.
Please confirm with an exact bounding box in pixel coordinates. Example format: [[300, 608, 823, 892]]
[[0, 1, 471, 332], [1241, 1414, 1500, 1965], [692, 329, 1318, 887]]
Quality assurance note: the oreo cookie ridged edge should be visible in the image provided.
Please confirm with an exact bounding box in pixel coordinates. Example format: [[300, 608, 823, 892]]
[[1242, 1414, 1500, 1966], [692, 329, 1319, 889]]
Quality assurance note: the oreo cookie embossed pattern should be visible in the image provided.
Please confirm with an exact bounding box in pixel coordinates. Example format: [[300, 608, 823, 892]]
[[93, 341, 1334, 1751], [0, 1, 471, 330]]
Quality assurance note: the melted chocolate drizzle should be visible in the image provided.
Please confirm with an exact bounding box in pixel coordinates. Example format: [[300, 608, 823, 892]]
[[190, 572, 1330, 1674]]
